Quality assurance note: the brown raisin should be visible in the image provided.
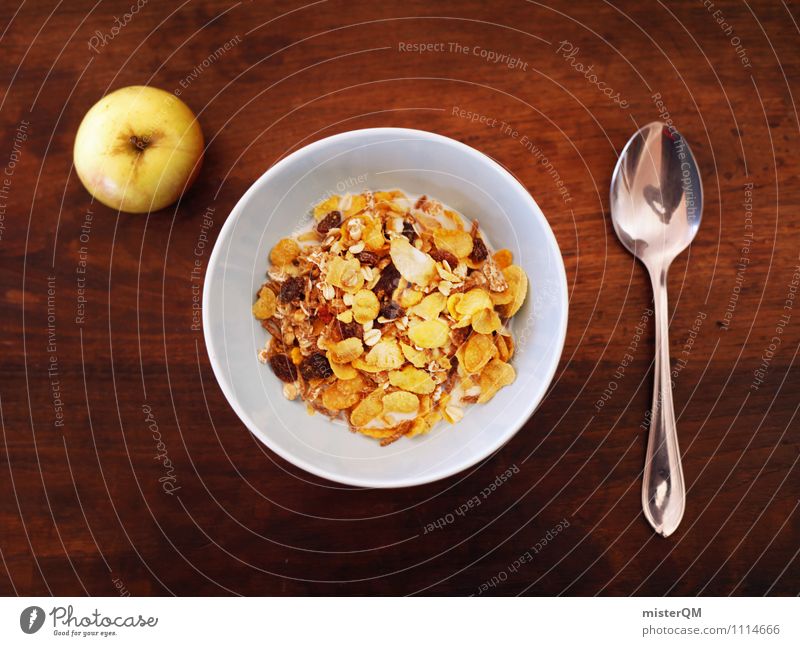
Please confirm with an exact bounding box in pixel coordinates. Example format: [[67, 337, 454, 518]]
[[379, 302, 403, 320], [402, 221, 417, 243], [374, 263, 400, 300], [357, 250, 380, 266], [300, 352, 333, 380], [279, 276, 306, 303], [336, 320, 363, 340], [316, 210, 341, 235], [269, 354, 297, 382], [430, 247, 458, 267], [470, 237, 488, 262]]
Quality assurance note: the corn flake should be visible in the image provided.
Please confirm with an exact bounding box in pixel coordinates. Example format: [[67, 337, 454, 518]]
[[328, 337, 364, 364], [251, 287, 277, 319], [353, 289, 380, 324], [411, 292, 447, 320], [383, 391, 420, 414], [365, 338, 404, 370], [493, 249, 513, 269], [350, 389, 384, 427], [472, 308, 502, 334], [462, 333, 497, 374], [500, 265, 528, 317], [456, 288, 493, 318], [408, 319, 450, 348], [269, 238, 300, 266], [433, 228, 473, 258], [388, 365, 436, 394], [400, 342, 428, 368], [478, 359, 516, 403]]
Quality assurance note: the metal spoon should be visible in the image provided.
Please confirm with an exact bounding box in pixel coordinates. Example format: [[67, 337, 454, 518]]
[[610, 121, 703, 537]]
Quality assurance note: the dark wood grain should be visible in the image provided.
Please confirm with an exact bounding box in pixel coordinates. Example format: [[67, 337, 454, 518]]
[[0, 0, 798, 596]]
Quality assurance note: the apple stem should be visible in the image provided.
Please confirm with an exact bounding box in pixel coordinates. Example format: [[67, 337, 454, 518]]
[[129, 135, 150, 151]]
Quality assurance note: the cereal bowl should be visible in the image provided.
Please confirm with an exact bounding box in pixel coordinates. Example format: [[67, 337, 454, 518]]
[[203, 128, 567, 487]]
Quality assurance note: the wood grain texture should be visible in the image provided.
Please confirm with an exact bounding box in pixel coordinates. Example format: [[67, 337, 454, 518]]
[[0, 0, 798, 596]]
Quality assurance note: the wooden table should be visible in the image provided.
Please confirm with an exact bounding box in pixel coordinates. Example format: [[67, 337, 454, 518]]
[[1, 0, 797, 596]]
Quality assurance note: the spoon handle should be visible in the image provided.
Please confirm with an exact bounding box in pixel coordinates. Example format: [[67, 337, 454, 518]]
[[642, 267, 686, 537]]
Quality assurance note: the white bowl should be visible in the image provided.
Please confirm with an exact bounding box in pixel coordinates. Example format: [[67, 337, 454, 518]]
[[203, 128, 568, 488]]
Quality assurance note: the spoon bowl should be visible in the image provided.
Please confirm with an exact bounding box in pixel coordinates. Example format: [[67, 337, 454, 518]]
[[610, 121, 703, 537], [611, 123, 703, 270]]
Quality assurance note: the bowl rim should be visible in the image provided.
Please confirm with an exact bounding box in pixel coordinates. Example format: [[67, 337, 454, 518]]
[[203, 127, 568, 488]]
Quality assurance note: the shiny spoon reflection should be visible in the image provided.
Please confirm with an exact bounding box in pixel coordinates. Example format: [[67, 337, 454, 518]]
[[609, 121, 703, 537]]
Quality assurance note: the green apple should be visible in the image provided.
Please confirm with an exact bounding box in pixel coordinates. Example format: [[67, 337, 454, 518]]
[[74, 85, 204, 213]]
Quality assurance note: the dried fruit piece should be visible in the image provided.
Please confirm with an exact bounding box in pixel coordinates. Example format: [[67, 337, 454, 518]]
[[400, 342, 428, 368], [300, 352, 333, 380], [328, 337, 364, 363], [314, 195, 339, 219], [350, 388, 384, 427], [408, 319, 450, 348], [373, 263, 400, 300], [430, 247, 458, 267], [378, 301, 403, 320], [493, 248, 513, 269], [316, 210, 341, 234], [389, 365, 436, 394], [357, 250, 380, 266], [383, 391, 420, 414], [365, 338, 404, 370], [252, 287, 277, 319], [401, 221, 417, 242], [470, 237, 488, 262], [433, 228, 473, 259], [389, 237, 437, 286], [352, 289, 380, 324], [500, 265, 528, 317], [279, 276, 306, 303], [411, 292, 447, 320], [472, 308, 502, 334], [270, 238, 301, 266], [462, 333, 497, 374], [478, 359, 516, 403], [269, 354, 297, 382]]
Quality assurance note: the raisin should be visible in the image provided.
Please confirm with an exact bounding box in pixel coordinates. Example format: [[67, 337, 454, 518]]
[[300, 352, 333, 380], [470, 237, 488, 262], [336, 320, 363, 340], [374, 263, 400, 300], [379, 301, 404, 320], [402, 221, 417, 242], [357, 250, 380, 266], [430, 247, 458, 267], [315, 304, 333, 324], [316, 210, 341, 235], [279, 276, 306, 303], [269, 354, 297, 382]]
